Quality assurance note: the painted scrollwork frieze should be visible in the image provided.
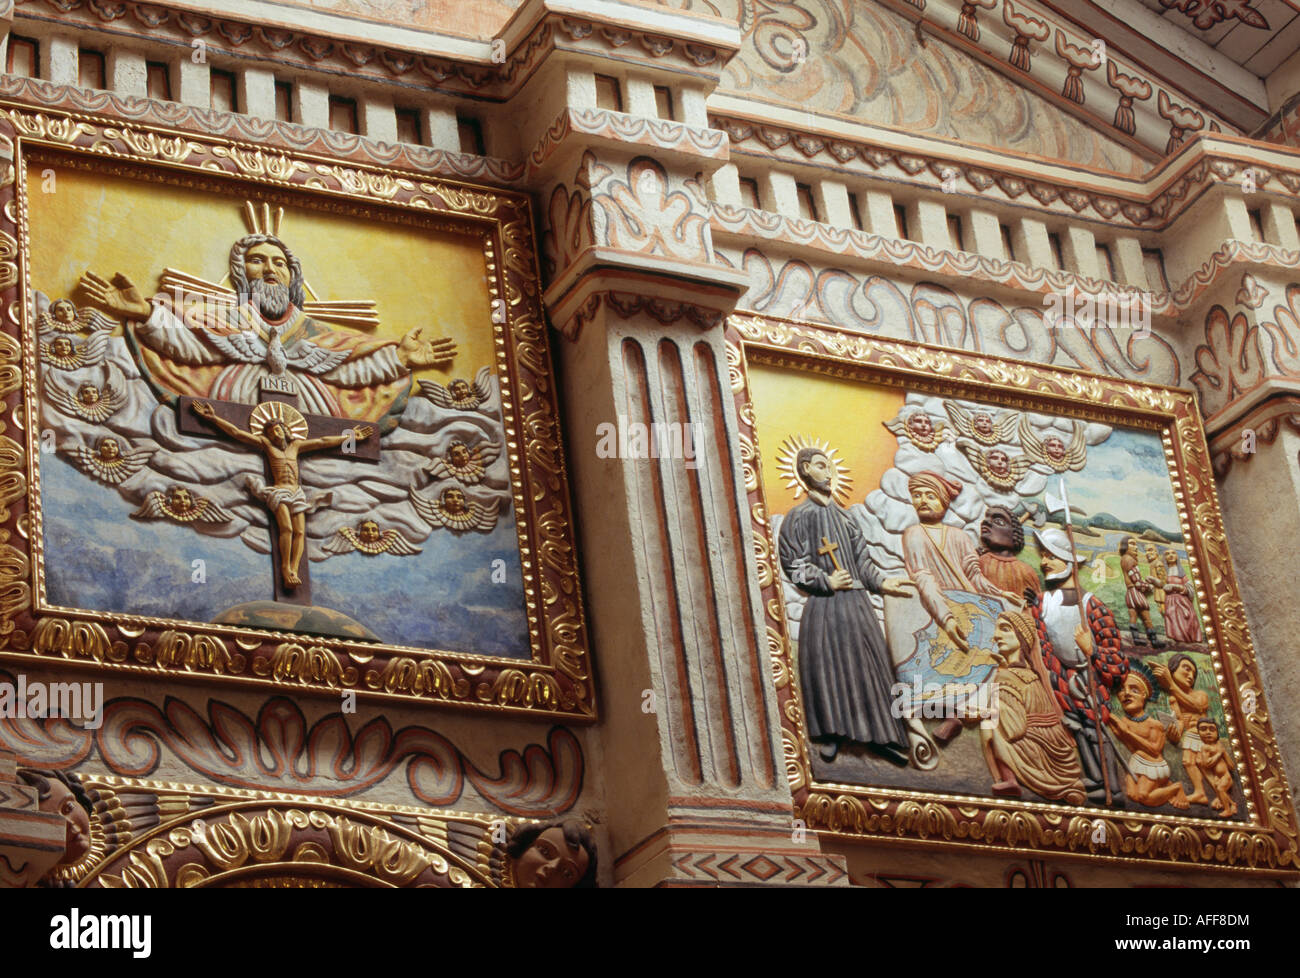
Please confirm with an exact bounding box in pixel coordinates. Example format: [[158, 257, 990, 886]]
[[0, 670, 585, 816]]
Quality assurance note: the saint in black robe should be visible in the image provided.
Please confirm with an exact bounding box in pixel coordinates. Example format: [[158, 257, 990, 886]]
[[778, 496, 907, 750]]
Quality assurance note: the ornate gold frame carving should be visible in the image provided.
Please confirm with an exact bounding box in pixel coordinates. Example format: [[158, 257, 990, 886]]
[[0, 103, 594, 721], [727, 311, 1300, 872]]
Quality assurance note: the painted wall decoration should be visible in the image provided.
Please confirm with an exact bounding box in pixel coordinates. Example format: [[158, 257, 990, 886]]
[[702, 0, 1151, 173], [729, 311, 1299, 871], [0, 105, 592, 719]]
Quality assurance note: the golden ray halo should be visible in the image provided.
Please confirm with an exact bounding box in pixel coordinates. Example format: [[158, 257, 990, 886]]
[[775, 435, 853, 505], [243, 200, 284, 237], [248, 400, 308, 442]]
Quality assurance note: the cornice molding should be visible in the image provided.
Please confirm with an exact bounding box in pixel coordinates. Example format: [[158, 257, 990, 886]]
[[14, 0, 739, 101]]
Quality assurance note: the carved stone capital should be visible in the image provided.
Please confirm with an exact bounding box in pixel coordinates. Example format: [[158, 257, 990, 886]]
[[545, 248, 748, 340]]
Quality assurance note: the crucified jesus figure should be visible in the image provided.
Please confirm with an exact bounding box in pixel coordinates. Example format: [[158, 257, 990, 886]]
[[191, 400, 372, 589]]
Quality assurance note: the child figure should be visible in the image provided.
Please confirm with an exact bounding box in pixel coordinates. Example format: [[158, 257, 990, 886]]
[[1105, 664, 1189, 809], [1151, 653, 1210, 804], [1194, 718, 1238, 818]]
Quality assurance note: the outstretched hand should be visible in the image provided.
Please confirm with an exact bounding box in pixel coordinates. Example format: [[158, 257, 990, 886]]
[[79, 270, 151, 320], [191, 400, 216, 420], [397, 327, 457, 370], [880, 577, 916, 599]]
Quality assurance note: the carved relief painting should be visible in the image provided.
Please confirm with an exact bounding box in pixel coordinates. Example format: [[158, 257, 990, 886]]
[[0, 109, 590, 718], [731, 313, 1298, 871]]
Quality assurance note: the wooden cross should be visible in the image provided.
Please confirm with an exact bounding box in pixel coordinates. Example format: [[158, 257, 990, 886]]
[[817, 536, 843, 572], [818, 535, 863, 590], [177, 378, 379, 606]]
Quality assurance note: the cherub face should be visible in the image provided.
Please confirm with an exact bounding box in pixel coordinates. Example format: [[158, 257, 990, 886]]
[[1118, 673, 1152, 715], [167, 486, 194, 511], [514, 827, 590, 889], [449, 380, 471, 401], [973, 413, 994, 437], [97, 438, 120, 461], [51, 337, 74, 358], [358, 520, 381, 543], [447, 442, 471, 467], [441, 488, 467, 515], [906, 414, 933, 439], [76, 384, 100, 405], [1043, 436, 1066, 461], [987, 450, 1010, 477], [1197, 721, 1219, 745], [39, 779, 91, 866], [51, 300, 76, 324]]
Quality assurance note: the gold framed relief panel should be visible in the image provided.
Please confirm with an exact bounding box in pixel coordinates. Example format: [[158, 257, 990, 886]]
[[729, 311, 1299, 872], [0, 103, 592, 720]]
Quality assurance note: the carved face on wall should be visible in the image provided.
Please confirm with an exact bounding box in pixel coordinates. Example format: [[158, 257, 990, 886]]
[[447, 442, 472, 468], [243, 242, 292, 288], [358, 519, 381, 544], [513, 826, 591, 889], [906, 413, 933, 440], [979, 506, 1020, 554], [1043, 435, 1067, 461], [440, 487, 467, 515], [972, 412, 995, 438], [1172, 657, 1197, 690], [40, 778, 92, 866], [50, 336, 74, 359], [76, 383, 101, 406], [97, 438, 120, 461], [992, 616, 1026, 666], [167, 486, 195, 512], [1145, 544, 1159, 563], [1198, 720, 1220, 745], [51, 299, 76, 324], [1118, 672, 1153, 716], [449, 379, 471, 401], [986, 450, 1011, 478], [263, 420, 290, 448], [909, 484, 946, 521], [798, 451, 833, 493]]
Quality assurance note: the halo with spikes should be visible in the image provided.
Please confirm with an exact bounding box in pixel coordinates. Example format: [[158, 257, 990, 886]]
[[775, 435, 853, 505], [243, 201, 285, 238], [248, 400, 308, 442]]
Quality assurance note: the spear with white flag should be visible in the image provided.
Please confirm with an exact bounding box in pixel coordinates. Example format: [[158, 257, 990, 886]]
[[1045, 474, 1115, 805]]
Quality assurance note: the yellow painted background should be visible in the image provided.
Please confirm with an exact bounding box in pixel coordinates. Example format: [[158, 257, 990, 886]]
[[747, 361, 904, 516], [26, 167, 496, 378]]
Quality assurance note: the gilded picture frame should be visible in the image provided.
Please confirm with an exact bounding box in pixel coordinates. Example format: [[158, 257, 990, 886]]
[[0, 102, 593, 721], [729, 311, 1299, 872]]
